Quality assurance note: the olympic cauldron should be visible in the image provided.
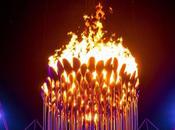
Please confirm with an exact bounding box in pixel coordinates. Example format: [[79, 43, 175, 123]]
[[41, 4, 139, 130]]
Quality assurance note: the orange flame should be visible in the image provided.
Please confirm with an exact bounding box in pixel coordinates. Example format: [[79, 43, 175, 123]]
[[49, 4, 138, 79]]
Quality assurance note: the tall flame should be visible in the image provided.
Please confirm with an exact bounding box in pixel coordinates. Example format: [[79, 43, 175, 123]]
[[48, 3, 138, 78]]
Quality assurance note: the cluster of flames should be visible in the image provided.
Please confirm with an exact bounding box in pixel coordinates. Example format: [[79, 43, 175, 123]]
[[41, 3, 139, 130]]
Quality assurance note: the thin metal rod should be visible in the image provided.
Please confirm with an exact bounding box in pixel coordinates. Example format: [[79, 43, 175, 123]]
[[146, 119, 159, 130], [24, 120, 36, 130]]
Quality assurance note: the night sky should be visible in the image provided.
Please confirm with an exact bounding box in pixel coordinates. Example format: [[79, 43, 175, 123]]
[[1, 0, 175, 129]]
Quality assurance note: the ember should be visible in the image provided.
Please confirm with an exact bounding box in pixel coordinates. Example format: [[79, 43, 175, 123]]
[[41, 3, 139, 130]]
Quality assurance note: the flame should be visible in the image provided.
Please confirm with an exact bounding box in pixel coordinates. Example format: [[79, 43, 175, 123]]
[[85, 112, 92, 122], [41, 83, 48, 96], [48, 4, 138, 78], [42, 3, 139, 124]]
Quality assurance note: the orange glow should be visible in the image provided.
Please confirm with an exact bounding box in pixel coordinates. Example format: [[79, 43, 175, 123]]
[[85, 113, 92, 122]]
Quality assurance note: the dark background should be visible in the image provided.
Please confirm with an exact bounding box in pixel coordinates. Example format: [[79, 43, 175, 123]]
[[0, 0, 175, 129]]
